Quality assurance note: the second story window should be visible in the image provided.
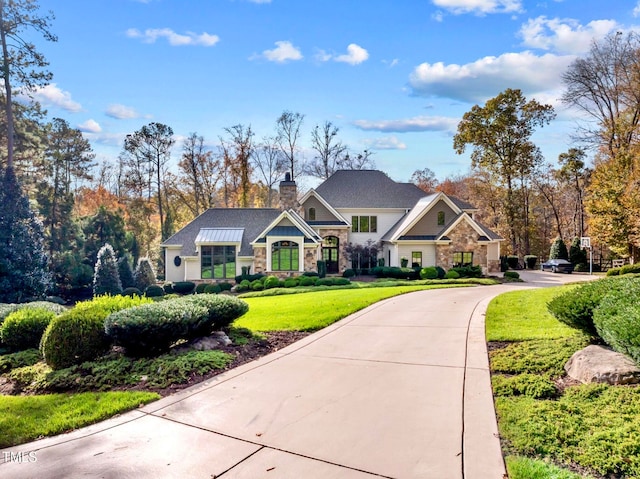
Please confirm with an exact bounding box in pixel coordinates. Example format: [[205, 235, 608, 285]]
[[437, 211, 445, 226], [308, 207, 316, 221], [352, 215, 377, 233]]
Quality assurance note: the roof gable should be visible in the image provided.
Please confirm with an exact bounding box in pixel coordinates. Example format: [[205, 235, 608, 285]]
[[299, 189, 349, 224], [386, 192, 463, 241], [252, 209, 321, 245]]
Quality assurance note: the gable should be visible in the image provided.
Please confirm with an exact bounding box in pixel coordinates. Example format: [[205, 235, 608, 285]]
[[407, 199, 457, 236]]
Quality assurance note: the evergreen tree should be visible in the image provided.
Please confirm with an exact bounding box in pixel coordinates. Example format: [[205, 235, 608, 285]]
[[117, 254, 135, 289], [93, 243, 122, 296], [134, 257, 156, 291], [569, 237, 587, 265], [549, 237, 569, 260], [0, 166, 51, 302]]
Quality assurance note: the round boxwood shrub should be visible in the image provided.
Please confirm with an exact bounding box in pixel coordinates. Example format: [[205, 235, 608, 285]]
[[204, 284, 222, 294], [263, 275, 280, 289], [145, 285, 165, 297], [236, 279, 251, 292], [195, 283, 208, 294], [504, 271, 520, 280], [172, 281, 196, 295], [219, 282, 233, 292], [250, 280, 264, 291], [299, 276, 315, 286], [435, 266, 446, 279], [163, 283, 175, 294], [41, 295, 151, 369], [524, 255, 538, 269], [343, 269, 356, 278], [445, 270, 460, 279], [606, 266, 621, 276], [284, 278, 298, 288], [420, 267, 438, 280], [121, 287, 142, 297], [0, 308, 56, 351]]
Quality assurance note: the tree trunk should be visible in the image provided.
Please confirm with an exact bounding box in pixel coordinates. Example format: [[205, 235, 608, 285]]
[[0, 0, 14, 169]]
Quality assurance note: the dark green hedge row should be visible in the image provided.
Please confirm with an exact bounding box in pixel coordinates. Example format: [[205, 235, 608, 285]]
[[0, 308, 57, 351], [104, 294, 248, 357]]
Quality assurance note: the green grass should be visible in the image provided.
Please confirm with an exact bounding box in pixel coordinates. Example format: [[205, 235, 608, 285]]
[[487, 282, 640, 477], [236, 284, 471, 331], [486, 285, 582, 341], [0, 391, 159, 448]]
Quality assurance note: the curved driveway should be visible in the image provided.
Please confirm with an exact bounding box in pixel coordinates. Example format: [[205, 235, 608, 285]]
[[0, 271, 596, 478]]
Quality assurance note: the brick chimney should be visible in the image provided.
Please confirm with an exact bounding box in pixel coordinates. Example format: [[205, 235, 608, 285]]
[[278, 172, 299, 211]]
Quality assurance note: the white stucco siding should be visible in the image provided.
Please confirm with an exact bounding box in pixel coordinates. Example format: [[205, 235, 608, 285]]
[[397, 244, 436, 267], [164, 247, 185, 282], [338, 208, 407, 244]]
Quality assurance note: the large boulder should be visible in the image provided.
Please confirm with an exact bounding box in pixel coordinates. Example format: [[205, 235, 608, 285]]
[[565, 345, 640, 385]]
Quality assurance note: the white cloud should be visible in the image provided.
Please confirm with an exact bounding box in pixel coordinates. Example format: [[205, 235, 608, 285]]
[[335, 44, 369, 65], [314, 48, 332, 62], [106, 104, 139, 119], [78, 119, 102, 133], [126, 28, 219, 46], [431, 0, 523, 15], [362, 136, 408, 150], [24, 83, 82, 112], [255, 41, 303, 63], [354, 116, 459, 133], [519, 16, 619, 54], [409, 51, 574, 103], [635, 1, 640, 17]]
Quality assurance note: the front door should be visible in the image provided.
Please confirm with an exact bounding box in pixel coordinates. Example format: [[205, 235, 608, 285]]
[[322, 236, 339, 274]]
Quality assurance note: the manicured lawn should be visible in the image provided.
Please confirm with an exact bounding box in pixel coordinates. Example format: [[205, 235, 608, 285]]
[[0, 391, 159, 448], [486, 282, 640, 478], [236, 284, 471, 331]]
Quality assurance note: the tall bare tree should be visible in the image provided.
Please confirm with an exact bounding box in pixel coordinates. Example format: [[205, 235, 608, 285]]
[[220, 124, 254, 208], [252, 135, 286, 207], [275, 110, 304, 180], [0, 0, 56, 169], [307, 121, 347, 180], [177, 132, 220, 216]]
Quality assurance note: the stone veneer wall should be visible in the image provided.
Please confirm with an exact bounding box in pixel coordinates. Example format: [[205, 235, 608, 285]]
[[318, 228, 350, 273], [435, 220, 488, 273]]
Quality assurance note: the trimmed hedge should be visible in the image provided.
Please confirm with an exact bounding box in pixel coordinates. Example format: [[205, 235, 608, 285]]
[[263, 275, 280, 289], [0, 301, 66, 325], [316, 277, 350, 287], [204, 284, 221, 294], [370, 267, 420, 280], [420, 267, 438, 280], [145, 285, 165, 297], [504, 271, 520, 280], [172, 281, 196, 295], [104, 294, 249, 357], [444, 270, 460, 279], [0, 308, 56, 351], [593, 278, 640, 362], [450, 265, 482, 278], [41, 295, 152, 370], [547, 277, 625, 336]]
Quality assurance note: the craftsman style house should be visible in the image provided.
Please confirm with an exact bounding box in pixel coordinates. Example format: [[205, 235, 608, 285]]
[[161, 170, 502, 282]]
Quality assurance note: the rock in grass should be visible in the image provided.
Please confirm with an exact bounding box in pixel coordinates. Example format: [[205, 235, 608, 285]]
[[565, 345, 640, 385]]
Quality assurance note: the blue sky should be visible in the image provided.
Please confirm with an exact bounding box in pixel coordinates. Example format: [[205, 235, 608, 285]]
[[31, 0, 639, 186]]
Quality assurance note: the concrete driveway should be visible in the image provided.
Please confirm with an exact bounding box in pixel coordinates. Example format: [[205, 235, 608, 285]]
[[0, 274, 596, 479]]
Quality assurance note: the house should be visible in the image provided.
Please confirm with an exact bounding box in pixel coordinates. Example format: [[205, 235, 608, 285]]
[[161, 170, 503, 282]]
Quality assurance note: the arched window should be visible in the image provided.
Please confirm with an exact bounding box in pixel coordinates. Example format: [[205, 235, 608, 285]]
[[308, 207, 316, 221], [437, 211, 445, 226], [272, 241, 299, 271]]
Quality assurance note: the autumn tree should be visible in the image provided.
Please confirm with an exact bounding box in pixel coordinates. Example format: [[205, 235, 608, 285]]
[[556, 148, 590, 237], [252, 135, 286, 207], [219, 124, 254, 207], [410, 167, 438, 193], [307, 121, 347, 180], [275, 110, 304, 180], [453, 88, 555, 256], [177, 132, 220, 216]]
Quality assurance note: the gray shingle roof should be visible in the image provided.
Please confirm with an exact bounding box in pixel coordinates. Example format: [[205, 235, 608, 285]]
[[315, 170, 425, 208], [162, 208, 281, 256]]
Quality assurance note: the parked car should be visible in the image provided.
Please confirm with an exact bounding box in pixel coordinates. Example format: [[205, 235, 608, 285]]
[[541, 258, 574, 274]]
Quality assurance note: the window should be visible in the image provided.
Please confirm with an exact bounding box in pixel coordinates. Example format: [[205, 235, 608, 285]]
[[201, 245, 236, 279], [437, 211, 445, 226], [308, 207, 316, 221], [351, 215, 377, 233], [272, 240, 299, 271], [412, 251, 422, 267], [452, 251, 473, 267]]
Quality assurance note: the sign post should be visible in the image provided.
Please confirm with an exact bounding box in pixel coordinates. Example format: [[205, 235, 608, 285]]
[[581, 237, 592, 275]]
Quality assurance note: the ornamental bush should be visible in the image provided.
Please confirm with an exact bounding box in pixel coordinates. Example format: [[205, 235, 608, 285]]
[[547, 277, 625, 336], [504, 271, 520, 280], [117, 255, 136, 289], [620, 264, 640, 275], [549, 237, 569, 260], [195, 283, 207, 294], [41, 295, 151, 370], [343, 269, 356, 278], [284, 278, 298, 288], [134, 258, 156, 291], [250, 280, 264, 291], [593, 278, 640, 362], [104, 294, 248, 357], [121, 287, 142, 297], [420, 267, 438, 280], [0, 308, 56, 351], [298, 276, 315, 286], [263, 275, 280, 289], [0, 301, 66, 325], [236, 279, 251, 292], [144, 285, 164, 297], [444, 270, 460, 279], [450, 265, 482, 278], [172, 281, 196, 295], [93, 243, 122, 297], [506, 256, 519, 269], [435, 266, 446, 279], [204, 284, 221, 294], [524, 255, 538, 269]]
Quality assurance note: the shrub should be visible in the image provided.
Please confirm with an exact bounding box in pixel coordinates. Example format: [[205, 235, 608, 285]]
[[284, 278, 298, 288], [234, 273, 265, 283], [606, 266, 621, 276], [121, 287, 142, 297], [593, 278, 640, 362], [0, 308, 56, 351], [620, 263, 640, 275], [93, 243, 122, 297], [343, 269, 356, 278], [172, 281, 196, 295], [299, 276, 315, 286], [117, 255, 136, 289], [104, 294, 248, 357], [450, 265, 482, 278], [204, 284, 221, 294], [250, 280, 264, 291], [420, 267, 438, 280], [506, 256, 519, 269], [0, 301, 66, 325], [219, 282, 233, 292], [524, 255, 538, 269], [236, 279, 251, 292], [445, 270, 460, 279], [302, 271, 319, 277], [317, 260, 326, 278], [547, 278, 625, 336], [195, 283, 208, 294], [134, 258, 156, 291], [263, 275, 280, 289], [41, 295, 151, 369], [569, 237, 587, 265], [549, 237, 569, 260], [163, 283, 175, 294], [316, 277, 350, 287], [491, 373, 557, 399], [504, 271, 520, 280], [144, 285, 164, 297], [435, 266, 446, 279]]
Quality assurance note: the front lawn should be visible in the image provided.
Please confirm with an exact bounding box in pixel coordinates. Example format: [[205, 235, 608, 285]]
[[486, 284, 640, 478]]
